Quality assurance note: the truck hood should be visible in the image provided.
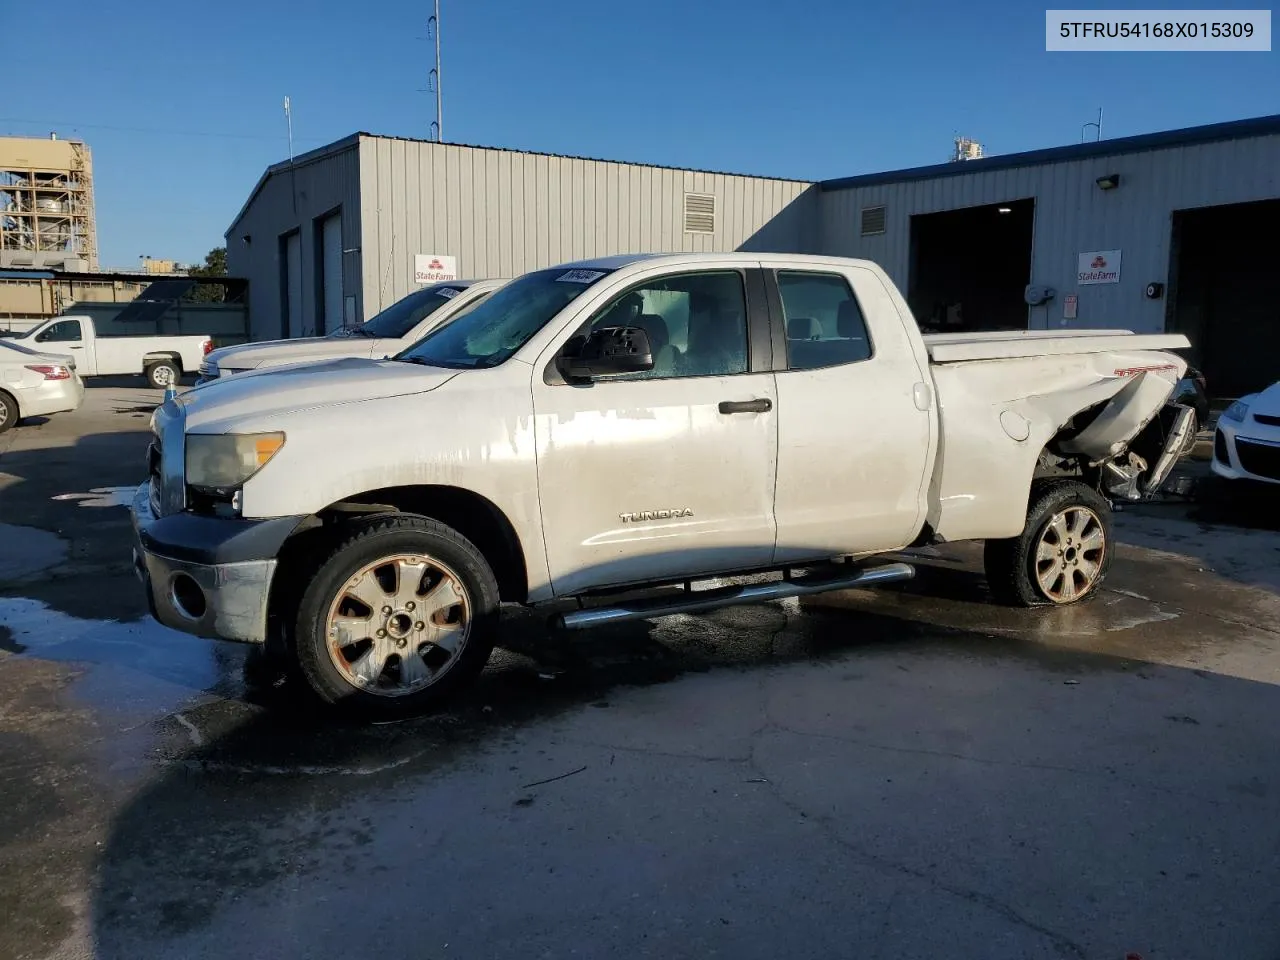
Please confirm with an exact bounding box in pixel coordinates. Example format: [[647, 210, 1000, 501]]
[[209, 334, 390, 370], [180, 357, 458, 431]]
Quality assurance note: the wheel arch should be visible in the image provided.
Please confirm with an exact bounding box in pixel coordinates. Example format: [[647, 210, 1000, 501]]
[[143, 352, 183, 371], [277, 484, 530, 606]]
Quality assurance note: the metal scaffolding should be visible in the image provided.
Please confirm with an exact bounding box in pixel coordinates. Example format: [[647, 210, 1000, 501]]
[[0, 136, 98, 270]]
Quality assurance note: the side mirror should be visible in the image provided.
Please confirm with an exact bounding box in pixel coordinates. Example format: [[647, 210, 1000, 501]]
[[562, 326, 653, 380]]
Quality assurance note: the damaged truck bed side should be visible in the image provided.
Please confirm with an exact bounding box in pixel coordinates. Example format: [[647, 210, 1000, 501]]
[[923, 330, 1193, 543], [129, 253, 1193, 715]]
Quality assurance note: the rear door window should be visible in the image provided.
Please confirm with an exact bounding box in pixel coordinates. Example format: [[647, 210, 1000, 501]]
[[776, 271, 873, 370]]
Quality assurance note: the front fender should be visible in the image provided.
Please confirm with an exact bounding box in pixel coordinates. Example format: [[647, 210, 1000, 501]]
[[237, 369, 554, 600]]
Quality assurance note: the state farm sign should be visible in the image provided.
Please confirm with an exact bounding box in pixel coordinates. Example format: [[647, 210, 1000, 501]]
[[414, 254, 459, 284], [1077, 249, 1121, 285]]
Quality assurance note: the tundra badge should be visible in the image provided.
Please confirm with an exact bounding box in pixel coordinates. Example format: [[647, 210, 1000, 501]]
[[620, 508, 693, 523]]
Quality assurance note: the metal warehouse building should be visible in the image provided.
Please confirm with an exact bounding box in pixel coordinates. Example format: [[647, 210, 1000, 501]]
[[820, 114, 1280, 397], [225, 134, 814, 342], [228, 113, 1279, 395]]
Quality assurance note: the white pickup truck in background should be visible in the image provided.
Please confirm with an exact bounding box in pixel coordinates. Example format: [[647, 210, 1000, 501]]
[[197, 278, 505, 383], [131, 253, 1194, 716], [13, 314, 211, 389]]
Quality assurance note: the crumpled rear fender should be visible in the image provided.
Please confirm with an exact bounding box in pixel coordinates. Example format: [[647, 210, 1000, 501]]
[[928, 366, 1181, 542], [1052, 371, 1178, 460]]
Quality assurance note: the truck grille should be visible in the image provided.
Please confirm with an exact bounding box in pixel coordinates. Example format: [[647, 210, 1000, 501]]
[[1236, 438, 1280, 482], [1253, 413, 1280, 427]]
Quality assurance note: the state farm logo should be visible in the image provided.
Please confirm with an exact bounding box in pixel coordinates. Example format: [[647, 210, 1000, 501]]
[[427, 258, 443, 270], [1091, 255, 1107, 269]]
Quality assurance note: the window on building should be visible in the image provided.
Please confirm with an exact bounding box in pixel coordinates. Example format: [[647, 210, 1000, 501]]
[[777, 271, 873, 370]]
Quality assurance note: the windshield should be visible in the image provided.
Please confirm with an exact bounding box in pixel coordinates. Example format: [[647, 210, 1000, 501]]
[[340, 284, 471, 339], [394, 267, 614, 369]]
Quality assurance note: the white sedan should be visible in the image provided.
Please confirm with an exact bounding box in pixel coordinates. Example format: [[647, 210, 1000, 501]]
[[0, 338, 84, 434], [1211, 381, 1280, 486]]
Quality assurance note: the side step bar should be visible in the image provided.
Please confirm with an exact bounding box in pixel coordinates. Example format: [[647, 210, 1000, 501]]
[[553, 561, 916, 630]]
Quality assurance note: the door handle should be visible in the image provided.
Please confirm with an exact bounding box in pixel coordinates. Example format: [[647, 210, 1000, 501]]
[[718, 398, 772, 415], [69, 345, 84, 350]]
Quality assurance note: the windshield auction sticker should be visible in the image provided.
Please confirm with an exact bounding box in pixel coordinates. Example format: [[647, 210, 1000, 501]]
[[436, 287, 462, 298], [556, 269, 607, 283]]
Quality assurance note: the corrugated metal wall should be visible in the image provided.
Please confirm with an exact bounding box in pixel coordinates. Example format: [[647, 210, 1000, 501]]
[[819, 133, 1280, 333], [226, 144, 363, 341], [357, 136, 816, 314]]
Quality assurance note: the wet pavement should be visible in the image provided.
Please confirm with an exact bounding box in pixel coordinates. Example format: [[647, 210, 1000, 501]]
[[3, 382, 1280, 959]]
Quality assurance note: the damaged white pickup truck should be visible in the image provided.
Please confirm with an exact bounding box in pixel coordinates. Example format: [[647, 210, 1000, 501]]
[[130, 253, 1193, 715]]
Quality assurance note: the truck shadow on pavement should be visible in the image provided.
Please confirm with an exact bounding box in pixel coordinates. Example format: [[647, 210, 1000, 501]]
[[80, 589, 1280, 959]]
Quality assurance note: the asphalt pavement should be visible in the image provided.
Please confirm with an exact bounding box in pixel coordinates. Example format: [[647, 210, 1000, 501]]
[[3, 380, 1280, 960]]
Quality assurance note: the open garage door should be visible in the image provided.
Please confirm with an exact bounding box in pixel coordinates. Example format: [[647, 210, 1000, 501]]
[[1170, 199, 1280, 397], [908, 198, 1035, 333]]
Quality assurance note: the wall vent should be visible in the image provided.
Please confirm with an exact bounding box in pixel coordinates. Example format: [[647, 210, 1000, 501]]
[[683, 193, 716, 234], [860, 205, 887, 236]]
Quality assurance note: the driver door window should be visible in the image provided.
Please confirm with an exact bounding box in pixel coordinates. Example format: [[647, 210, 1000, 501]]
[[36, 319, 82, 344], [585, 271, 749, 380]]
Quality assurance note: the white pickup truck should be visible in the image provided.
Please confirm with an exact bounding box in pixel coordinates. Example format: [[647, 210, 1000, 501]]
[[130, 253, 1193, 716], [13, 314, 211, 389], [196, 279, 505, 384]]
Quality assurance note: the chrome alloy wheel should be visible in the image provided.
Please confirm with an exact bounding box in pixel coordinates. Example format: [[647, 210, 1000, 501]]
[[1034, 505, 1106, 603], [325, 554, 471, 696]]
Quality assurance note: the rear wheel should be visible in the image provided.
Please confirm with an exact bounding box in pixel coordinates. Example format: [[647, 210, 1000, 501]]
[[0, 391, 17, 434], [293, 514, 500, 716], [984, 480, 1113, 607], [146, 360, 179, 390]]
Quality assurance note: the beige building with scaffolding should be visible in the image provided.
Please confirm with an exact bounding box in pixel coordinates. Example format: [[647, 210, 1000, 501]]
[[0, 135, 98, 271]]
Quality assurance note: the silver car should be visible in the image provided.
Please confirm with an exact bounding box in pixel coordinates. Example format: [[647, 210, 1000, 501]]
[[0, 338, 85, 434]]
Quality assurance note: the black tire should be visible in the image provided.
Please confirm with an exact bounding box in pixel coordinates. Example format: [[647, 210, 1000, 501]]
[[146, 360, 179, 390], [984, 479, 1114, 608], [293, 514, 500, 717], [0, 391, 17, 434]]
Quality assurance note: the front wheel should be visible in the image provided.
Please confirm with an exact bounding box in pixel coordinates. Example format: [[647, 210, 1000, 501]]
[[146, 360, 179, 390], [984, 480, 1113, 607], [293, 515, 500, 716]]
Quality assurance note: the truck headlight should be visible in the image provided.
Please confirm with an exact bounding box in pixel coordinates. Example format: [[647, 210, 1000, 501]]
[[186, 432, 286, 496]]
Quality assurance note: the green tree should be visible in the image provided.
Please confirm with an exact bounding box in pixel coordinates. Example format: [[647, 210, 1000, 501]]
[[186, 246, 228, 302]]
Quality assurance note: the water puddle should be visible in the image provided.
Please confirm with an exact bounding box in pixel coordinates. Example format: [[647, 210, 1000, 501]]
[[0, 596, 234, 713], [49, 486, 135, 508]]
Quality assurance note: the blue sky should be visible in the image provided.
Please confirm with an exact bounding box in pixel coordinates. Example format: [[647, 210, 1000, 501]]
[[6, 0, 1276, 268]]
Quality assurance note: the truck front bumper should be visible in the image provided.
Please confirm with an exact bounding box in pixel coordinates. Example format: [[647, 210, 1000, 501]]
[[130, 482, 302, 644]]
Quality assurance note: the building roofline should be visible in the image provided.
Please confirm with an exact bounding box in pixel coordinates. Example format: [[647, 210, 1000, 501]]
[[352, 132, 814, 183], [225, 131, 814, 237], [818, 112, 1280, 191], [225, 134, 362, 237]]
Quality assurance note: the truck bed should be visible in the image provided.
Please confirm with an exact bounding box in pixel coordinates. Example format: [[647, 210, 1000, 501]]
[[923, 330, 1191, 363]]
